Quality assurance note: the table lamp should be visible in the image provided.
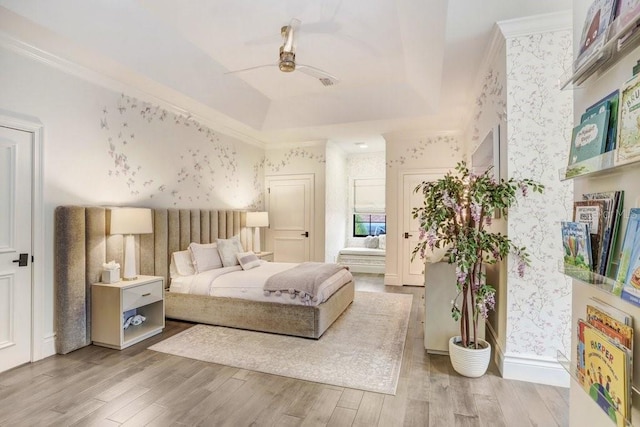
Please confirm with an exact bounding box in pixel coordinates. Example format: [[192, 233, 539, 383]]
[[246, 211, 269, 253], [109, 207, 153, 280]]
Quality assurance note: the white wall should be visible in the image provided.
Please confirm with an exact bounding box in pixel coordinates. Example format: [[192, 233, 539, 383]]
[[1, 47, 264, 358], [325, 142, 348, 263]]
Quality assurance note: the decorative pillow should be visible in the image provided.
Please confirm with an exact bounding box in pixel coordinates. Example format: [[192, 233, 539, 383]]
[[378, 234, 386, 250], [236, 251, 261, 270], [364, 235, 379, 249], [217, 236, 245, 267], [170, 250, 196, 278], [188, 242, 223, 273]]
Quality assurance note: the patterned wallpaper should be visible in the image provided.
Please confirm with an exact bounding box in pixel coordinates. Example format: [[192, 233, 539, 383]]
[[386, 134, 462, 168], [504, 30, 574, 358], [101, 94, 263, 209]]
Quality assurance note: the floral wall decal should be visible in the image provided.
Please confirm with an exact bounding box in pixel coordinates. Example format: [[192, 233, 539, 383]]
[[504, 30, 574, 359], [386, 134, 463, 168], [100, 94, 261, 208]]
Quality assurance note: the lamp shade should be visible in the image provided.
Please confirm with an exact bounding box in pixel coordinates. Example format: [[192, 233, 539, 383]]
[[246, 211, 269, 228], [110, 208, 153, 235]]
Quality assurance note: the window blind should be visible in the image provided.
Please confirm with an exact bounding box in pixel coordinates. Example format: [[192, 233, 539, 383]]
[[353, 178, 385, 213]]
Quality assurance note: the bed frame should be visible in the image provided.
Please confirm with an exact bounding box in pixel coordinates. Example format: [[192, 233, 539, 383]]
[[54, 206, 354, 354]]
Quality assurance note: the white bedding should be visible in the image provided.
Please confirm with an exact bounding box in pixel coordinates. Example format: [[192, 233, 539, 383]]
[[169, 261, 353, 306]]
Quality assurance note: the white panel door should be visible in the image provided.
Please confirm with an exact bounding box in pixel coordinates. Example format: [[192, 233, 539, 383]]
[[401, 170, 447, 286], [266, 174, 313, 263], [0, 126, 32, 373]]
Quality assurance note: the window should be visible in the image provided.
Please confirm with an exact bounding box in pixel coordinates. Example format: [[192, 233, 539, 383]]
[[353, 214, 386, 237]]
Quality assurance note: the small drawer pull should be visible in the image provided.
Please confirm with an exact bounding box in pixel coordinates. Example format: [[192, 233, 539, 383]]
[[142, 293, 151, 297]]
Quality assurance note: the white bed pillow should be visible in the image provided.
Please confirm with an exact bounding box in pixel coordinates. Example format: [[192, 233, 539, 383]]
[[378, 234, 386, 250], [188, 242, 223, 273], [364, 235, 379, 248], [170, 250, 196, 278], [236, 251, 261, 270], [217, 236, 245, 267]]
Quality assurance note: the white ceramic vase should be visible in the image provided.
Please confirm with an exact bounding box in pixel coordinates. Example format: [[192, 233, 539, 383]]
[[448, 336, 491, 378]]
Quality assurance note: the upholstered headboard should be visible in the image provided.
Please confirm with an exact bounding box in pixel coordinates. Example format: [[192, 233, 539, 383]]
[[54, 206, 249, 354]]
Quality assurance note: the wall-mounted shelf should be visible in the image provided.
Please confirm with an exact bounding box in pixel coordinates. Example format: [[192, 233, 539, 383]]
[[562, 16, 640, 90], [558, 350, 636, 427], [560, 262, 624, 299], [559, 150, 640, 181]]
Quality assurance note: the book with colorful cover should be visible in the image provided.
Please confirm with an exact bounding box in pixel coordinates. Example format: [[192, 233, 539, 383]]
[[619, 208, 640, 306], [562, 221, 593, 272], [590, 296, 633, 326], [617, 74, 640, 165], [583, 191, 624, 277], [577, 0, 617, 67], [574, 200, 607, 273], [586, 304, 634, 349], [568, 106, 610, 166], [582, 91, 619, 152], [581, 321, 630, 427]]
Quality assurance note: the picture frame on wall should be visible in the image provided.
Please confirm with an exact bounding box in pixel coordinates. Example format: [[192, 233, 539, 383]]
[[472, 124, 500, 183]]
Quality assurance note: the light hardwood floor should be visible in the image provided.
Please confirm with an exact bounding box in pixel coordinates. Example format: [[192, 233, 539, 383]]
[[0, 273, 569, 426]]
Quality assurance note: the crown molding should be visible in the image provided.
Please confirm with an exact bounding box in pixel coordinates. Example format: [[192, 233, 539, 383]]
[[497, 10, 572, 39], [0, 31, 268, 149]]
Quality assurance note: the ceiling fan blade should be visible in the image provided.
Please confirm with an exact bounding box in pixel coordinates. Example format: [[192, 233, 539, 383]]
[[225, 63, 277, 75], [297, 64, 339, 86]]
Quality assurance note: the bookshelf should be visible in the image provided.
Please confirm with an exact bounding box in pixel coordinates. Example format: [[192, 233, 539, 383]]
[[567, 3, 640, 425], [562, 14, 640, 90], [558, 0, 640, 427]]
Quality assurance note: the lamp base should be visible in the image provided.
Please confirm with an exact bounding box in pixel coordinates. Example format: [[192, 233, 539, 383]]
[[122, 234, 138, 281], [253, 227, 261, 253]]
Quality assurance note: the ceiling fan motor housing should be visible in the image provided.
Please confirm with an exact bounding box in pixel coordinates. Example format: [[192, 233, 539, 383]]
[[279, 47, 296, 72]]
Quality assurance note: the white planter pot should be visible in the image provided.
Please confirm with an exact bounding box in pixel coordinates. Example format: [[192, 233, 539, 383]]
[[448, 336, 491, 378]]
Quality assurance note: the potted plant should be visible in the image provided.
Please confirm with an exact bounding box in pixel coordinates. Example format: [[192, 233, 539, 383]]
[[412, 161, 543, 377]]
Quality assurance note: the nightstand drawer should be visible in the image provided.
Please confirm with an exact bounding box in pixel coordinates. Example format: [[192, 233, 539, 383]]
[[122, 280, 163, 311]]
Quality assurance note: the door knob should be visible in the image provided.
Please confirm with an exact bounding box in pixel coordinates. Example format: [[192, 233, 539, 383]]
[[12, 253, 28, 267], [404, 232, 412, 239], [301, 231, 309, 237]]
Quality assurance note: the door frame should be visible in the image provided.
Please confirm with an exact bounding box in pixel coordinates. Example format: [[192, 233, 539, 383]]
[[398, 168, 449, 286], [1, 112, 45, 362]]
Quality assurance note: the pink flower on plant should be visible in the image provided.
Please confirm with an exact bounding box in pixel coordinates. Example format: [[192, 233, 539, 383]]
[[470, 202, 482, 223], [455, 265, 467, 285]]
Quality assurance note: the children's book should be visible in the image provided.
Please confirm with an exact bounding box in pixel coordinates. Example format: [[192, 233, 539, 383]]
[[562, 221, 593, 272], [586, 304, 634, 349], [590, 296, 633, 326], [581, 321, 631, 427], [577, 0, 617, 67], [617, 0, 640, 28], [568, 106, 610, 165], [619, 208, 640, 306], [583, 191, 624, 277], [617, 74, 640, 165], [582, 91, 619, 152], [574, 200, 607, 272]]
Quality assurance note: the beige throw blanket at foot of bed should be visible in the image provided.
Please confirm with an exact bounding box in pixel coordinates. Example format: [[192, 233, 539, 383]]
[[264, 262, 347, 303]]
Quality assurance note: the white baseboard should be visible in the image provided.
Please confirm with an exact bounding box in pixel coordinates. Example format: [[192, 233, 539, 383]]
[[384, 273, 400, 286], [38, 333, 57, 361], [486, 323, 569, 388]]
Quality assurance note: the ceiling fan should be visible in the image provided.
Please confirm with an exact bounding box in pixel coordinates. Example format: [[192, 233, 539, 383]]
[[226, 19, 339, 87]]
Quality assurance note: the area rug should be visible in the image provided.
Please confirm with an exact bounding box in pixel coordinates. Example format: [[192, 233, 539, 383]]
[[149, 291, 412, 395]]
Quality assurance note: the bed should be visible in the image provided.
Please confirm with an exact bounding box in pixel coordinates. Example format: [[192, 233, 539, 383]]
[[54, 206, 355, 354]]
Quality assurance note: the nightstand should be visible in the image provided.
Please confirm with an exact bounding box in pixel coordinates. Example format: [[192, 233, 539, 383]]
[[256, 251, 274, 262], [91, 275, 165, 349]]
